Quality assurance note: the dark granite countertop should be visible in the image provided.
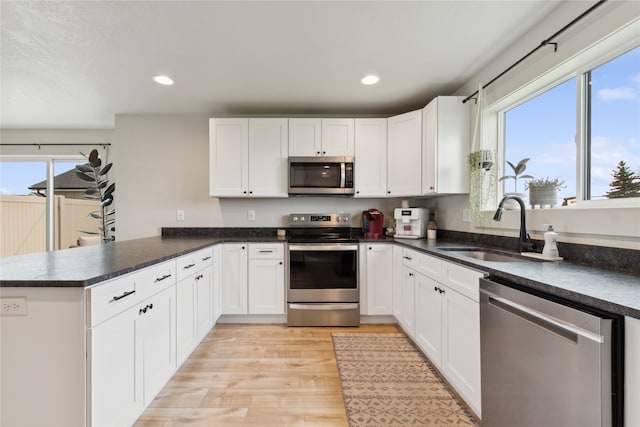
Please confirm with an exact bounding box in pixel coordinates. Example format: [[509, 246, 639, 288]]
[[1, 232, 638, 319], [0, 235, 285, 288]]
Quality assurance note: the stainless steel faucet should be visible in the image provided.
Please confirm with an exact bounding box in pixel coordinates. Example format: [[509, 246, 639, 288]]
[[493, 195, 535, 253]]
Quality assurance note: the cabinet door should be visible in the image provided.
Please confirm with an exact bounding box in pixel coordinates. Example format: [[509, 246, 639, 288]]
[[422, 100, 437, 194], [322, 119, 355, 156], [212, 245, 223, 323], [354, 118, 388, 197], [422, 96, 470, 195], [415, 273, 442, 365], [288, 119, 321, 156], [248, 258, 285, 314], [90, 305, 143, 427], [392, 245, 403, 321], [176, 277, 197, 365], [140, 285, 176, 405], [196, 267, 213, 341], [387, 110, 422, 196], [365, 244, 393, 315], [221, 243, 248, 314], [248, 118, 289, 197], [401, 267, 416, 338], [442, 287, 481, 416], [209, 118, 249, 197]]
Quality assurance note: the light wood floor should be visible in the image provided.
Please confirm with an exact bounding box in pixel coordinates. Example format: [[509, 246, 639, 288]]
[[134, 323, 402, 427]]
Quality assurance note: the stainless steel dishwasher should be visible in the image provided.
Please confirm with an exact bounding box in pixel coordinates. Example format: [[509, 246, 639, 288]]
[[480, 278, 623, 427]]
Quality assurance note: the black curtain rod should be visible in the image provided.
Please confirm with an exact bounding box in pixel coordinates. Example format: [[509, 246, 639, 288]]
[[462, 0, 608, 104], [1, 143, 111, 148]]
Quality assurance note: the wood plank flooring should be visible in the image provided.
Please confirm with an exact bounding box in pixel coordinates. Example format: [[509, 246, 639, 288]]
[[134, 323, 401, 427]]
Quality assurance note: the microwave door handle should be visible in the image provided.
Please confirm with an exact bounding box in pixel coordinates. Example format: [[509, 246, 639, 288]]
[[340, 162, 346, 188]]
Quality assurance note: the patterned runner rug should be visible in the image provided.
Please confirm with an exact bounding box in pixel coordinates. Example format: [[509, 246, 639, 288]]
[[331, 333, 478, 426]]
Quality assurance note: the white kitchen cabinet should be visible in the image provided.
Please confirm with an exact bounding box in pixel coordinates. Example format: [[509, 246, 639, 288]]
[[411, 254, 483, 417], [90, 301, 142, 427], [288, 118, 354, 156], [221, 243, 248, 314], [88, 261, 177, 427], [176, 247, 213, 365], [441, 280, 481, 416], [209, 118, 288, 197], [422, 96, 470, 195], [354, 118, 388, 197], [248, 118, 289, 197], [361, 243, 393, 315], [387, 109, 422, 196], [392, 244, 403, 320], [400, 266, 416, 338], [248, 243, 285, 314], [212, 245, 223, 323], [415, 272, 443, 364], [139, 285, 177, 405]]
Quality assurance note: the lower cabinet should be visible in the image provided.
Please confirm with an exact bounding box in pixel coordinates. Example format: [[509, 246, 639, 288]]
[[89, 282, 176, 427], [176, 247, 214, 365], [221, 243, 249, 314], [400, 266, 417, 338], [360, 243, 393, 315], [221, 243, 285, 316]]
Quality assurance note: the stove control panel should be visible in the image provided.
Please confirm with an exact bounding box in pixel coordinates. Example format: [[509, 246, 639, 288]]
[[288, 213, 351, 227]]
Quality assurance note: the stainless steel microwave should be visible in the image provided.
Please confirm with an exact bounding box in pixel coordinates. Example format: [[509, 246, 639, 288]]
[[288, 156, 354, 195]]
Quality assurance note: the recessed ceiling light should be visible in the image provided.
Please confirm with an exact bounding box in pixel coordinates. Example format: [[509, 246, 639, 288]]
[[361, 75, 380, 85], [153, 75, 174, 85]]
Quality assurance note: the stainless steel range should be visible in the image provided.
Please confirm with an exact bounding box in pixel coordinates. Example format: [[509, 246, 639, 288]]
[[286, 213, 359, 327]]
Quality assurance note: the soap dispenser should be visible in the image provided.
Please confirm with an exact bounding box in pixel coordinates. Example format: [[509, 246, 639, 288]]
[[542, 224, 559, 259]]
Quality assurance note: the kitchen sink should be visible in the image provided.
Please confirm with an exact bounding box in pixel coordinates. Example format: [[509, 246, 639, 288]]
[[440, 247, 526, 262]]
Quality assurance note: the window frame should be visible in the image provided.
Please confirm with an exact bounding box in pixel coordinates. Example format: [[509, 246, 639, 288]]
[[488, 23, 640, 211]]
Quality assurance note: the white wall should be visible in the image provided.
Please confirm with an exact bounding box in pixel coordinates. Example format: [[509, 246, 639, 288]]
[[114, 114, 418, 240], [438, 1, 640, 250]]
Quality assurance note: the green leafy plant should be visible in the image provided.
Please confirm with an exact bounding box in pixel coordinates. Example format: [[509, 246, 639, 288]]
[[525, 177, 566, 190], [499, 158, 534, 193], [75, 149, 115, 242]]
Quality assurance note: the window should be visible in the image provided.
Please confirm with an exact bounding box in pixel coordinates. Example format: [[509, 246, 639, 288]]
[[500, 44, 640, 207], [585, 46, 640, 200]]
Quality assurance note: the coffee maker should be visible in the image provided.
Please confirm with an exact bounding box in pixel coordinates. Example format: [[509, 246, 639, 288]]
[[394, 208, 428, 239], [362, 209, 384, 238]]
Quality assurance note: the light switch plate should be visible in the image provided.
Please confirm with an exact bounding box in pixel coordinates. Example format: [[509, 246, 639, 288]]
[[177, 209, 185, 221], [248, 210, 256, 221]]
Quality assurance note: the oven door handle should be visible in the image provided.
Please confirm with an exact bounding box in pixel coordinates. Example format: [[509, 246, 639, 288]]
[[288, 244, 358, 251], [289, 303, 359, 310]]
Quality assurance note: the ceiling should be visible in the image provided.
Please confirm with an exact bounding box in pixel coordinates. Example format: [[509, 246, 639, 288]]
[[1, 1, 565, 129]]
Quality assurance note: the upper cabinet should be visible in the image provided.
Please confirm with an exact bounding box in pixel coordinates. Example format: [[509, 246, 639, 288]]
[[288, 118, 354, 157], [422, 96, 470, 195], [209, 118, 288, 197], [387, 109, 422, 197], [354, 118, 387, 197]]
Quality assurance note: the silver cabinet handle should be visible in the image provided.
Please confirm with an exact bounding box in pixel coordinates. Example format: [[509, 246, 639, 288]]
[[259, 250, 274, 253], [183, 263, 196, 270], [154, 273, 172, 283]]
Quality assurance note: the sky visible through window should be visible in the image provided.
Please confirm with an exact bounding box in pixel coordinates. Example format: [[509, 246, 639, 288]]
[[505, 46, 640, 203], [0, 162, 77, 195]]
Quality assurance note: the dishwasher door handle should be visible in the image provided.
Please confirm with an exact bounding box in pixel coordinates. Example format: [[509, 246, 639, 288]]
[[485, 292, 605, 344]]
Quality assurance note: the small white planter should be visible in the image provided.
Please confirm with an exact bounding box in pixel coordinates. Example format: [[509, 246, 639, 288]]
[[529, 186, 558, 209]]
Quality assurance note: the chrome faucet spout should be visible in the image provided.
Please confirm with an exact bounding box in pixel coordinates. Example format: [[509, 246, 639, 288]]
[[493, 195, 535, 253]]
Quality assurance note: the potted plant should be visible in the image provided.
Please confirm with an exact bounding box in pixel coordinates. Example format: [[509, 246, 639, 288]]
[[526, 177, 565, 209], [75, 149, 115, 243], [498, 158, 534, 209]]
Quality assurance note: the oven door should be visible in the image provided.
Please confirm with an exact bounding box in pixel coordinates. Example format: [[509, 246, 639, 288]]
[[287, 243, 359, 303]]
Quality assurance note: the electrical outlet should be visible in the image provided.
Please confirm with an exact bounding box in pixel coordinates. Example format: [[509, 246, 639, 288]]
[[248, 210, 256, 221], [462, 208, 471, 223], [1, 297, 27, 316], [176, 209, 185, 221]]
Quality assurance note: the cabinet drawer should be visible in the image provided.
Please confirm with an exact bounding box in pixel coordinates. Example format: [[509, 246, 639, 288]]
[[414, 252, 442, 281], [441, 261, 484, 302], [136, 261, 176, 299], [88, 275, 140, 327], [401, 248, 418, 269], [248, 243, 284, 259], [176, 248, 212, 281]]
